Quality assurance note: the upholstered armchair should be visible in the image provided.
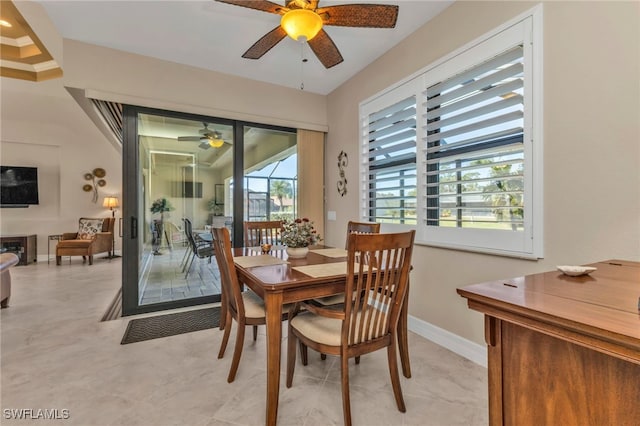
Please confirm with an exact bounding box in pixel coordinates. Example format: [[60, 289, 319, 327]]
[[56, 217, 115, 265]]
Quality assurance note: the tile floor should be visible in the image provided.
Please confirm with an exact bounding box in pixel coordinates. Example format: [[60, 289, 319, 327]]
[[1, 260, 488, 425], [139, 245, 221, 305]]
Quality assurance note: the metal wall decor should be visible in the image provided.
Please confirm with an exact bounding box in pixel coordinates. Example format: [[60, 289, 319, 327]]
[[83, 168, 107, 203], [337, 151, 348, 197]]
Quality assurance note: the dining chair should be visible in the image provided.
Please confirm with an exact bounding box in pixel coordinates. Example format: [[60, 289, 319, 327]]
[[243, 220, 283, 247], [211, 227, 291, 383], [286, 230, 415, 426], [344, 220, 381, 248], [313, 220, 381, 307], [183, 218, 214, 278]]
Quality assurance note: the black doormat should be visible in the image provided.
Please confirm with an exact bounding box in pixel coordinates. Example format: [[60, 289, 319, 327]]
[[121, 307, 220, 344]]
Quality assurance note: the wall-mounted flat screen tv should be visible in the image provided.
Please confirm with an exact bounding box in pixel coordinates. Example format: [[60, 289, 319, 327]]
[[0, 166, 39, 206]]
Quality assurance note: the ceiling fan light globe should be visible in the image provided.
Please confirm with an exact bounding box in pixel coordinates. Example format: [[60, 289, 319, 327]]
[[281, 9, 322, 41], [208, 138, 225, 148]]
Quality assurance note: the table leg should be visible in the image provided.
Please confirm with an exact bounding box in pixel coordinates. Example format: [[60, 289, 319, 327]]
[[398, 282, 411, 378], [264, 292, 284, 426]]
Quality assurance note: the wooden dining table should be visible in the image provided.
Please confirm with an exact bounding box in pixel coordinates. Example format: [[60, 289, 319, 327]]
[[232, 245, 411, 426]]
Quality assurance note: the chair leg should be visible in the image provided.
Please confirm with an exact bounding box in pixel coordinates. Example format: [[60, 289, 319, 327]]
[[179, 248, 190, 270], [180, 246, 192, 270], [355, 356, 361, 365], [219, 292, 227, 331], [387, 340, 406, 413], [56, 256, 61, 266], [89, 255, 93, 265], [82, 256, 87, 264], [184, 253, 195, 278], [252, 325, 258, 341], [286, 326, 297, 388], [227, 319, 246, 383], [341, 354, 353, 426], [320, 353, 327, 361], [299, 341, 308, 366], [218, 310, 233, 359], [398, 293, 411, 378]]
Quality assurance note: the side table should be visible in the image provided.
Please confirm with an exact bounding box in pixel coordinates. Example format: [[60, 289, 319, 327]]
[[48, 234, 63, 264]]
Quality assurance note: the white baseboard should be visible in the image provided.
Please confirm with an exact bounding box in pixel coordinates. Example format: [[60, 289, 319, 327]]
[[408, 315, 487, 368]]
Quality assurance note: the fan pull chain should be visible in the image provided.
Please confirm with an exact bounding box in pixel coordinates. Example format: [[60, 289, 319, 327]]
[[300, 42, 307, 90]]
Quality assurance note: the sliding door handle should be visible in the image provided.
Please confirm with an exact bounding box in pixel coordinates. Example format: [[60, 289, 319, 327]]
[[131, 216, 138, 239]]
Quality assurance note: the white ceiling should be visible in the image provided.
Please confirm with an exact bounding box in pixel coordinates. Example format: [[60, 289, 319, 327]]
[[37, 0, 453, 95]]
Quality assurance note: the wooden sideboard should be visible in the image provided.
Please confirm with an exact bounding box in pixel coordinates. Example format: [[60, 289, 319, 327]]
[[457, 260, 640, 425], [0, 234, 37, 265]]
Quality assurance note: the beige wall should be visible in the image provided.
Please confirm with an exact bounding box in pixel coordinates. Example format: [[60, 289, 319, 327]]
[[0, 78, 123, 256], [325, 1, 640, 344], [62, 40, 328, 133]]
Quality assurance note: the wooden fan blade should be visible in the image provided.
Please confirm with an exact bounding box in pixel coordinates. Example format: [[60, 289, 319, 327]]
[[178, 136, 201, 141], [215, 0, 285, 15], [243, 26, 287, 59], [316, 4, 399, 28], [308, 29, 343, 68]]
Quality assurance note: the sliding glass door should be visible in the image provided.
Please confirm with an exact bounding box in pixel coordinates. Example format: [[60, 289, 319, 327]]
[[122, 105, 296, 315]]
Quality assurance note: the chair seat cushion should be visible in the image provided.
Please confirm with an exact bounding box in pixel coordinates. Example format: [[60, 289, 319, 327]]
[[313, 289, 363, 306], [241, 290, 295, 320], [313, 294, 345, 306], [290, 312, 342, 347], [291, 306, 390, 347], [196, 245, 214, 257], [242, 290, 266, 319], [57, 239, 94, 248]]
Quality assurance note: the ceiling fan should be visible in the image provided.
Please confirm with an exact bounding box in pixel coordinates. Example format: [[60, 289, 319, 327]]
[[215, 0, 399, 68], [177, 123, 230, 150]]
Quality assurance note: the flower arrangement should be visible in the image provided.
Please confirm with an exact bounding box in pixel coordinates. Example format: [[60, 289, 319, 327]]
[[281, 218, 321, 248]]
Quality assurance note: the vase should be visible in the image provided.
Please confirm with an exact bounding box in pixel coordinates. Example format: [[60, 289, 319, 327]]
[[286, 246, 309, 259]]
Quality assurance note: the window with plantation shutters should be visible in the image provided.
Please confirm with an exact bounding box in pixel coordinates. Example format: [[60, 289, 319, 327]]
[[361, 94, 418, 224], [424, 45, 525, 231], [360, 9, 542, 258]]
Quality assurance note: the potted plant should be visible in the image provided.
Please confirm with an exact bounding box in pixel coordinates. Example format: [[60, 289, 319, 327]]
[[281, 218, 321, 258], [207, 197, 223, 216]]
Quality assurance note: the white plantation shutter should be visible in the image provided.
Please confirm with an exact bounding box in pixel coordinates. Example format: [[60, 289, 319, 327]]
[[424, 45, 525, 230], [359, 10, 542, 258], [361, 95, 417, 224]]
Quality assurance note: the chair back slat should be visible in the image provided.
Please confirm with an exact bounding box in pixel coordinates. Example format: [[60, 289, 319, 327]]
[[211, 227, 245, 318], [243, 220, 283, 246], [345, 221, 380, 249], [344, 231, 414, 347]]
